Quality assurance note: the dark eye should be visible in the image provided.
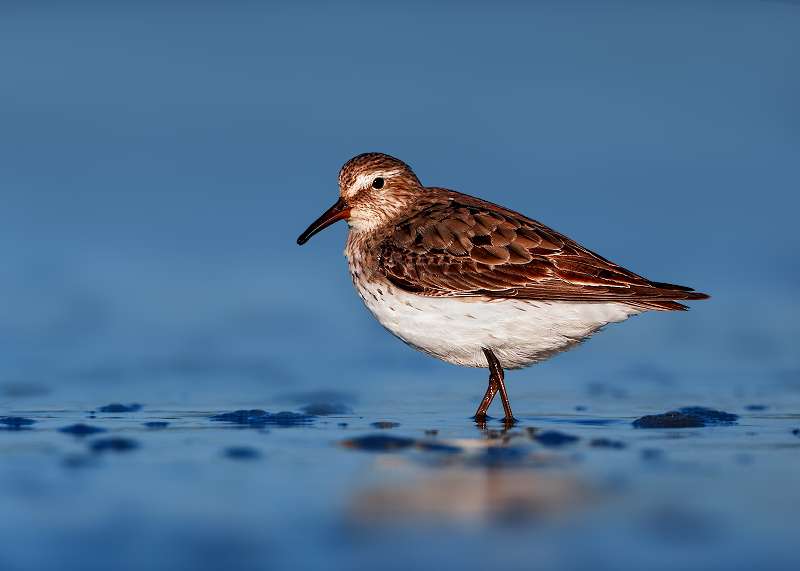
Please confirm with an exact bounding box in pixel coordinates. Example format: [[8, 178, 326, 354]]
[[372, 177, 384, 189]]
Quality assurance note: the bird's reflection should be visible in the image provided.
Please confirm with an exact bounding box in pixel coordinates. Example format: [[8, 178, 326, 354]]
[[347, 421, 587, 523], [350, 465, 587, 523]]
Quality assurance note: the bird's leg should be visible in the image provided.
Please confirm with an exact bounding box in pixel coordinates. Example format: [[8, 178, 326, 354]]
[[482, 348, 515, 424], [474, 348, 516, 424], [474, 376, 499, 422]]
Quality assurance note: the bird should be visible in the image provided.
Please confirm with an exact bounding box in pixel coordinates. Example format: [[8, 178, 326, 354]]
[[297, 153, 708, 424]]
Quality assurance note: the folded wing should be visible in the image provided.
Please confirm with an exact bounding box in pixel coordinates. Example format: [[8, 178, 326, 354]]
[[377, 192, 709, 311]]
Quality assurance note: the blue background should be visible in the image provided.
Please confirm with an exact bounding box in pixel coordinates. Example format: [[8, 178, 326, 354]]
[[2, 1, 798, 387], [1, 2, 799, 570]]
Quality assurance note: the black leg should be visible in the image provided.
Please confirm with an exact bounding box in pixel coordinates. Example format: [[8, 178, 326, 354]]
[[474, 375, 498, 421], [474, 348, 516, 425]]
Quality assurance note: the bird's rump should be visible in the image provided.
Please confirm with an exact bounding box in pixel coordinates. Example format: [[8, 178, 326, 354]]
[[377, 193, 708, 311]]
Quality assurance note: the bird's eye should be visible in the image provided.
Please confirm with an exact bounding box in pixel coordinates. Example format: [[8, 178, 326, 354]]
[[372, 177, 385, 189]]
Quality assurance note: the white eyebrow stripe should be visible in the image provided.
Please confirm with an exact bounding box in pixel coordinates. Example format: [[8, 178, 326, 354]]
[[354, 169, 402, 189]]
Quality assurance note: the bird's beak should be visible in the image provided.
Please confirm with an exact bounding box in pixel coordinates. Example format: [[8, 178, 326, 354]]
[[297, 197, 351, 245]]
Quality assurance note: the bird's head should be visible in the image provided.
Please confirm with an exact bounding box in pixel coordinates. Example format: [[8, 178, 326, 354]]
[[297, 153, 424, 245]]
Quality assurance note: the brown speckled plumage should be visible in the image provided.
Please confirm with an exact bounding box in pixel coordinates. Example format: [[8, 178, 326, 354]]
[[298, 152, 709, 423], [377, 193, 707, 311], [335, 153, 707, 311]]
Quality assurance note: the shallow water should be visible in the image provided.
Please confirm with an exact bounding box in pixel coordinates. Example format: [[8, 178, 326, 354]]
[[2, 361, 799, 571], [2, 2, 800, 570]]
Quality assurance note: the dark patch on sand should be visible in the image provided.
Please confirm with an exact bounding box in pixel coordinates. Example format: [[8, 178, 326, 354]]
[[98, 403, 143, 413], [1, 417, 36, 427], [225, 447, 261, 460], [59, 424, 106, 436], [342, 435, 415, 451], [210, 409, 314, 427], [633, 408, 738, 429], [90, 437, 139, 453], [533, 430, 579, 447]]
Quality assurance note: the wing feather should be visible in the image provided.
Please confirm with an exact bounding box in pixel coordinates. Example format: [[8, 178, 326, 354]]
[[377, 192, 709, 310]]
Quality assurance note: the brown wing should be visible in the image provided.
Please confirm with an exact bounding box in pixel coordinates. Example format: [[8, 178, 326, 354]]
[[377, 192, 709, 311]]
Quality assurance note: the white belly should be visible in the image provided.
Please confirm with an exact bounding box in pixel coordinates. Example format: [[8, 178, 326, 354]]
[[352, 272, 646, 370]]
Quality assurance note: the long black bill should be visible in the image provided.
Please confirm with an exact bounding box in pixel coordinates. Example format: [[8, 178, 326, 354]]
[[297, 197, 351, 245]]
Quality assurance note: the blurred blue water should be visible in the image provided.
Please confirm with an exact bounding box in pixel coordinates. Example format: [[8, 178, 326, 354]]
[[1, 2, 800, 570]]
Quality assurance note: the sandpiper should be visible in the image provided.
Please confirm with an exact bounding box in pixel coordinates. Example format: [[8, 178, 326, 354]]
[[297, 153, 708, 423]]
